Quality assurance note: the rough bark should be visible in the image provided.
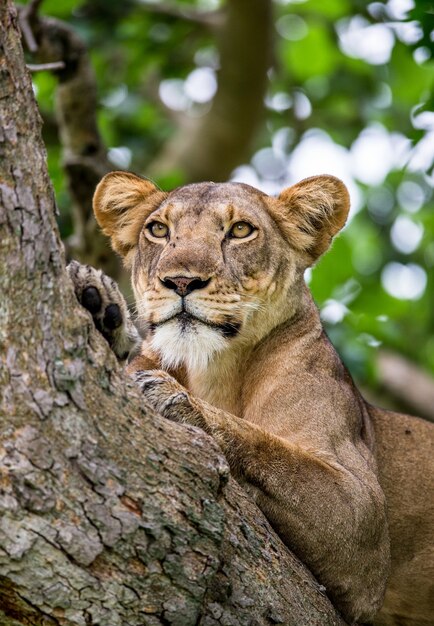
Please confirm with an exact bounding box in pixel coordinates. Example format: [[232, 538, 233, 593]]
[[0, 3, 347, 625]]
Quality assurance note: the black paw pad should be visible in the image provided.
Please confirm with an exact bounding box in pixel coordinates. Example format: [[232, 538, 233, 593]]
[[103, 303, 123, 330], [81, 286, 102, 315]]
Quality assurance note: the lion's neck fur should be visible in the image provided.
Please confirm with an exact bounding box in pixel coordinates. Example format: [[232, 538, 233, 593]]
[[186, 279, 319, 414]]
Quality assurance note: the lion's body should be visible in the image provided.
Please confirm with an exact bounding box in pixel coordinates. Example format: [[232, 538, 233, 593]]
[[86, 172, 434, 625], [133, 291, 434, 626]]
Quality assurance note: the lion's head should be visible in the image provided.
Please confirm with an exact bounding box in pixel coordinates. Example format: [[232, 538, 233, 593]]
[[93, 172, 349, 371]]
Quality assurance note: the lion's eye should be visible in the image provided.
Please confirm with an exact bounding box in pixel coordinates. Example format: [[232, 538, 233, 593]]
[[148, 221, 169, 238], [229, 222, 255, 239]]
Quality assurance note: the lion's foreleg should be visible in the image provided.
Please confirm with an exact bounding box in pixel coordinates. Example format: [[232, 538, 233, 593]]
[[133, 369, 390, 624]]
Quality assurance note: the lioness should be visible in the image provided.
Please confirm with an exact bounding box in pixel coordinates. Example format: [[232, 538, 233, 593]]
[[69, 172, 434, 626]]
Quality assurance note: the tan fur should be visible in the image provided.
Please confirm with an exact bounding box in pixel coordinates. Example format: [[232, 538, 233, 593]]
[[94, 172, 434, 625]]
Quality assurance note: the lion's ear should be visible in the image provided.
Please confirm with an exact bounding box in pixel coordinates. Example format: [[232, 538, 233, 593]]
[[277, 175, 350, 263], [93, 171, 166, 260]]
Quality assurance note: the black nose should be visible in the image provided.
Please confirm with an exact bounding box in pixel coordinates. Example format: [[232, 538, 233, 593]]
[[160, 276, 211, 297]]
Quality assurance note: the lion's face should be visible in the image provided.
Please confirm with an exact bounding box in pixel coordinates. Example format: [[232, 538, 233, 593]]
[[93, 172, 349, 371], [131, 182, 297, 369]]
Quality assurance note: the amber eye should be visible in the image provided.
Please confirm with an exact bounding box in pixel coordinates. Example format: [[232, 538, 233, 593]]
[[229, 221, 255, 239], [148, 221, 169, 238]]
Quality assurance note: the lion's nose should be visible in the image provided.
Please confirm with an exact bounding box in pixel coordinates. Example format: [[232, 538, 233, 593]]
[[160, 275, 211, 297]]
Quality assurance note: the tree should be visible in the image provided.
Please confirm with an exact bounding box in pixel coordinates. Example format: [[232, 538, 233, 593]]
[[0, 2, 347, 624]]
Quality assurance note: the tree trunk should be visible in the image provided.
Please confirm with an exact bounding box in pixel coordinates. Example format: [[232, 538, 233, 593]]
[[148, 0, 273, 183], [0, 3, 347, 625]]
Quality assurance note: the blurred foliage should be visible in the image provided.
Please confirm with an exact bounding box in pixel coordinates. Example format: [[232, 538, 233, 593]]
[[28, 0, 434, 383]]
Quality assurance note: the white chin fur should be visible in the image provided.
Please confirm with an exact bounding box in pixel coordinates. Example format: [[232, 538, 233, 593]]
[[150, 319, 228, 372]]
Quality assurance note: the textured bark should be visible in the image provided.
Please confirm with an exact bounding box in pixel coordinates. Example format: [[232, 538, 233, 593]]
[[0, 3, 347, 625]]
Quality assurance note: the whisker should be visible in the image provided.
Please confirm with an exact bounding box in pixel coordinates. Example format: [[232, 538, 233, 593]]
[[129, 285, 269, 323]]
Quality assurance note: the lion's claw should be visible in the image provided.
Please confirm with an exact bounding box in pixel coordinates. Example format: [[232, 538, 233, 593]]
[[133, 370, 201, 424]]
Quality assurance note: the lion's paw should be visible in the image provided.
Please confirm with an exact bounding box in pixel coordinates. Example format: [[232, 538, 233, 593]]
[[67, 260, 141, 361], [133, 370, 202, 424]]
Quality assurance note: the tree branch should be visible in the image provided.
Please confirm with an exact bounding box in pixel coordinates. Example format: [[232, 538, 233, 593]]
[[18, 0, 43, 52], [376, 350, 434, 423], [140, 1, 224, 28], [27, 61, 65, 71]]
